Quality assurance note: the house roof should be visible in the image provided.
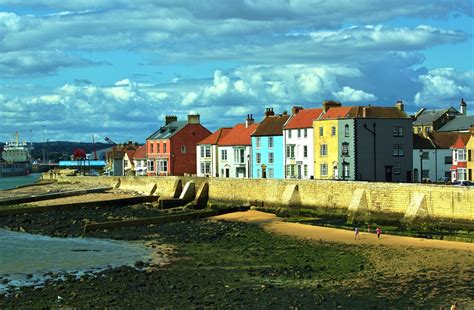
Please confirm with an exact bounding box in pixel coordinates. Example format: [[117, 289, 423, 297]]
[[320, 107, 355, 120], [428, 132, 465, 149], [413, 107, 459, 125], [284, 108, 323, 129], [219, 123, 259, 146], [147, 121, 188, 140], [451, 134, 471, 149], [197, 127, 232, 145], [252, 114, 290, 137], [413, 134, 435, 149], [437, 116, 474, 132], [352, 106, 410, 118], [131, 145, 146, 159]]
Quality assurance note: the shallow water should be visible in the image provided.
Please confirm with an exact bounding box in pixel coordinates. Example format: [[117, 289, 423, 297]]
[[0, 228, 152, 292], [0, 173, 41, 191]]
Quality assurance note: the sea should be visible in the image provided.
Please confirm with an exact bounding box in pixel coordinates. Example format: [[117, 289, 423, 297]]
[[0, 229, 152, 293], [0, 173, 153, 293], [0, 173, 42, 191]]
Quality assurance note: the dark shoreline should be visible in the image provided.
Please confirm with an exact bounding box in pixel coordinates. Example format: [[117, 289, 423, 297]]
[[0, 201, 473, 308]]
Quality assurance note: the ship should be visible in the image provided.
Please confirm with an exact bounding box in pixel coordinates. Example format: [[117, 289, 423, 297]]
[[0, 133, 33, 177]]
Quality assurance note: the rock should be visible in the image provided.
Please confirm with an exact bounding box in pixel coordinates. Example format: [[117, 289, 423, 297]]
[[19, 226, 26, 233], [134, 260, 145, 268]]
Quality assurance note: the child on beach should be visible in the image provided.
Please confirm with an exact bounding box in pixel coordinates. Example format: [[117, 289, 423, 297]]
[[376, 227, 382, 239], [354, 227, 359, 240]]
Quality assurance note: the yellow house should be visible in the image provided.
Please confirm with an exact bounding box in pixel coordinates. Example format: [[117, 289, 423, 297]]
[[466, 129, 474, 181], [313, 118, 339, 179]]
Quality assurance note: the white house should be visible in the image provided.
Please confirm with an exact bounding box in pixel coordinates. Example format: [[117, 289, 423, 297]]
[[131, 145, 147, 176], [217, 116, 258, 178], [283, 107, 323, 179], [196, 128, 231, 177]]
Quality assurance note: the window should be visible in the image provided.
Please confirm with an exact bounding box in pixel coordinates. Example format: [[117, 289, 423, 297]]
[[200, 146, 204, 158], [392, 144, 404, 157], [304, 165, 308, 177], [422, 170, 430, 179], [425, 127, 431, 133], [163, 143, 167, 153], [343, 163, 350, 178], [331, 126, 336, 136], [421, 151, 429, 160], [205, 146, 211, 158], [286, 145, 295, 159], [200, 162, 211, 174], [147, 160, 154, 171], [256, 153, 261, 164], [320, 163, 328, 176], [256, 137, 261, 148], [257, 169, 261, 178], [234, 148, 245, 164], [444, 156, 453, 164], [287, 164, 295, 178], [458, 149, 466, 161], [393, 126, 404, 137], [269, 152, 274, 164], [320, 144, 328, 156], [181, 145, 186, 154], [158, 160, 168, 173], [341, 142, 349, 156], [268, 168, 274, 179], [157, 143, 160, 153], [303, 145, 308, 158], [304, 129, 307, 137], [297, 129, 301, 138], [150, 143, 154, 153], [469, 150, 472, 162], [394, 162, 401, 175], [124, 159, 128, 167], [268, 137, 274, 148], [319, 126, 323, 137], [344, 125, 349, 137], [221, 149, 227, 160]]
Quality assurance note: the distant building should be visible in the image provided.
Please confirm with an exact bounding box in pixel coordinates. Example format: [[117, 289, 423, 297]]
[[105, 142, 138, 176], [283, 106, 323, 179], [217, 116, 258, 178], [251, 108, 290, 179], [450, 134, 471, 182], [130, 145, 147, 176], [146, 114, 211, 176], [314, 101, 413, 182], [196, 127, 232, 177], [412, 106, 460, 135]]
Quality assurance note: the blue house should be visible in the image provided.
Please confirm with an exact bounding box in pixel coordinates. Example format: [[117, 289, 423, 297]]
[[251, 108, 290, 179]]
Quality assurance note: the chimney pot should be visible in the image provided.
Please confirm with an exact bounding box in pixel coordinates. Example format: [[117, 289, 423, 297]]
[[165, 115, 178, 125], [322, 100, 342, 113], [460, 98, 467, 115], [395, 100, 404, 111], [187, 113, 200, 124], [264, 107, 275, 117]]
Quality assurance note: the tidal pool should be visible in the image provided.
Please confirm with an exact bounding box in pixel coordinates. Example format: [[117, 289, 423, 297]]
[[0, 228, 152, 292]]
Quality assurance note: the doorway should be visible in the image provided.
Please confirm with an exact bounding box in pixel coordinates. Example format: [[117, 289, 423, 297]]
[[384, 166, 393, 182]]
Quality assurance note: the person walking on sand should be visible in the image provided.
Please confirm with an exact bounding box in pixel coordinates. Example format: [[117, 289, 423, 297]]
[[376, 227, 382, 239], [354, 227, 359, 240]]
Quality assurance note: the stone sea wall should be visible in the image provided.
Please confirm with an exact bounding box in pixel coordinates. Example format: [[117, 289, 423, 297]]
[[58, 176, 474, 227]]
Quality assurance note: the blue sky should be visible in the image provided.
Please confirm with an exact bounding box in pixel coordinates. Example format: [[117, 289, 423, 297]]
[[0, 0, 472, 143]]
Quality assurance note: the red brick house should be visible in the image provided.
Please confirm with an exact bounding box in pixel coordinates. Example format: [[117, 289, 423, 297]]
[[146, 114, 211, 176]]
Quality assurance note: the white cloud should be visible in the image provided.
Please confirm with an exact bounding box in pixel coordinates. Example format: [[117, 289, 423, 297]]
[[334, 86, 377, 103], [414, 68, 474, 105]]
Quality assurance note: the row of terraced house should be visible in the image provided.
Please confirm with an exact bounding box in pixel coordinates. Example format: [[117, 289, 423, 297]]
[[108, 99, 474, 183]]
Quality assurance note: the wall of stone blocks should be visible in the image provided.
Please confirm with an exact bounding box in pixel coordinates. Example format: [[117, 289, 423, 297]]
[[59, 176, 474, 223]]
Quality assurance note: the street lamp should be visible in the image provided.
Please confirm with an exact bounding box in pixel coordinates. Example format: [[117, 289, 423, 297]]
[[419, 149, 424, 183]]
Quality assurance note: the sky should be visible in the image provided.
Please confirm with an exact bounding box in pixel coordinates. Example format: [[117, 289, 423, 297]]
[[0, 0, 473, 143]]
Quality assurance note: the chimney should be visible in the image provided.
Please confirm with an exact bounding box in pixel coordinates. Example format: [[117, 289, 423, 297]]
[[282, 111, 288, 116], [322, 100, 342, 113], [187, 113, 200, 124], [291, 106, 303, 115], [395, 100, 404, 111], [245, 114, 254, 128], [460, 98, 467, 116], [165, 115, 178, 125], [264, 107, 275, 118], [362, 107, 367, 118]]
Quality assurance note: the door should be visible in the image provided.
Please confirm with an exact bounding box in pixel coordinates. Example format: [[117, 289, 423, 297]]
[[384, 166, 393, 182], [225, 168, 230, 178], [297, 165, 302, 179]]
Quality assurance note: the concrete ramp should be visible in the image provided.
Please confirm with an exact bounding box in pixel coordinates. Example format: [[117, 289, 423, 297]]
[[282, 184, 301, 208], [113, 178, 121, 190], [346, 189, 368, 224], [159, 181, 196, 209], [173, 179, 183, 198], [404, 192, 428, 225], [192, 182, 209, 209]]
